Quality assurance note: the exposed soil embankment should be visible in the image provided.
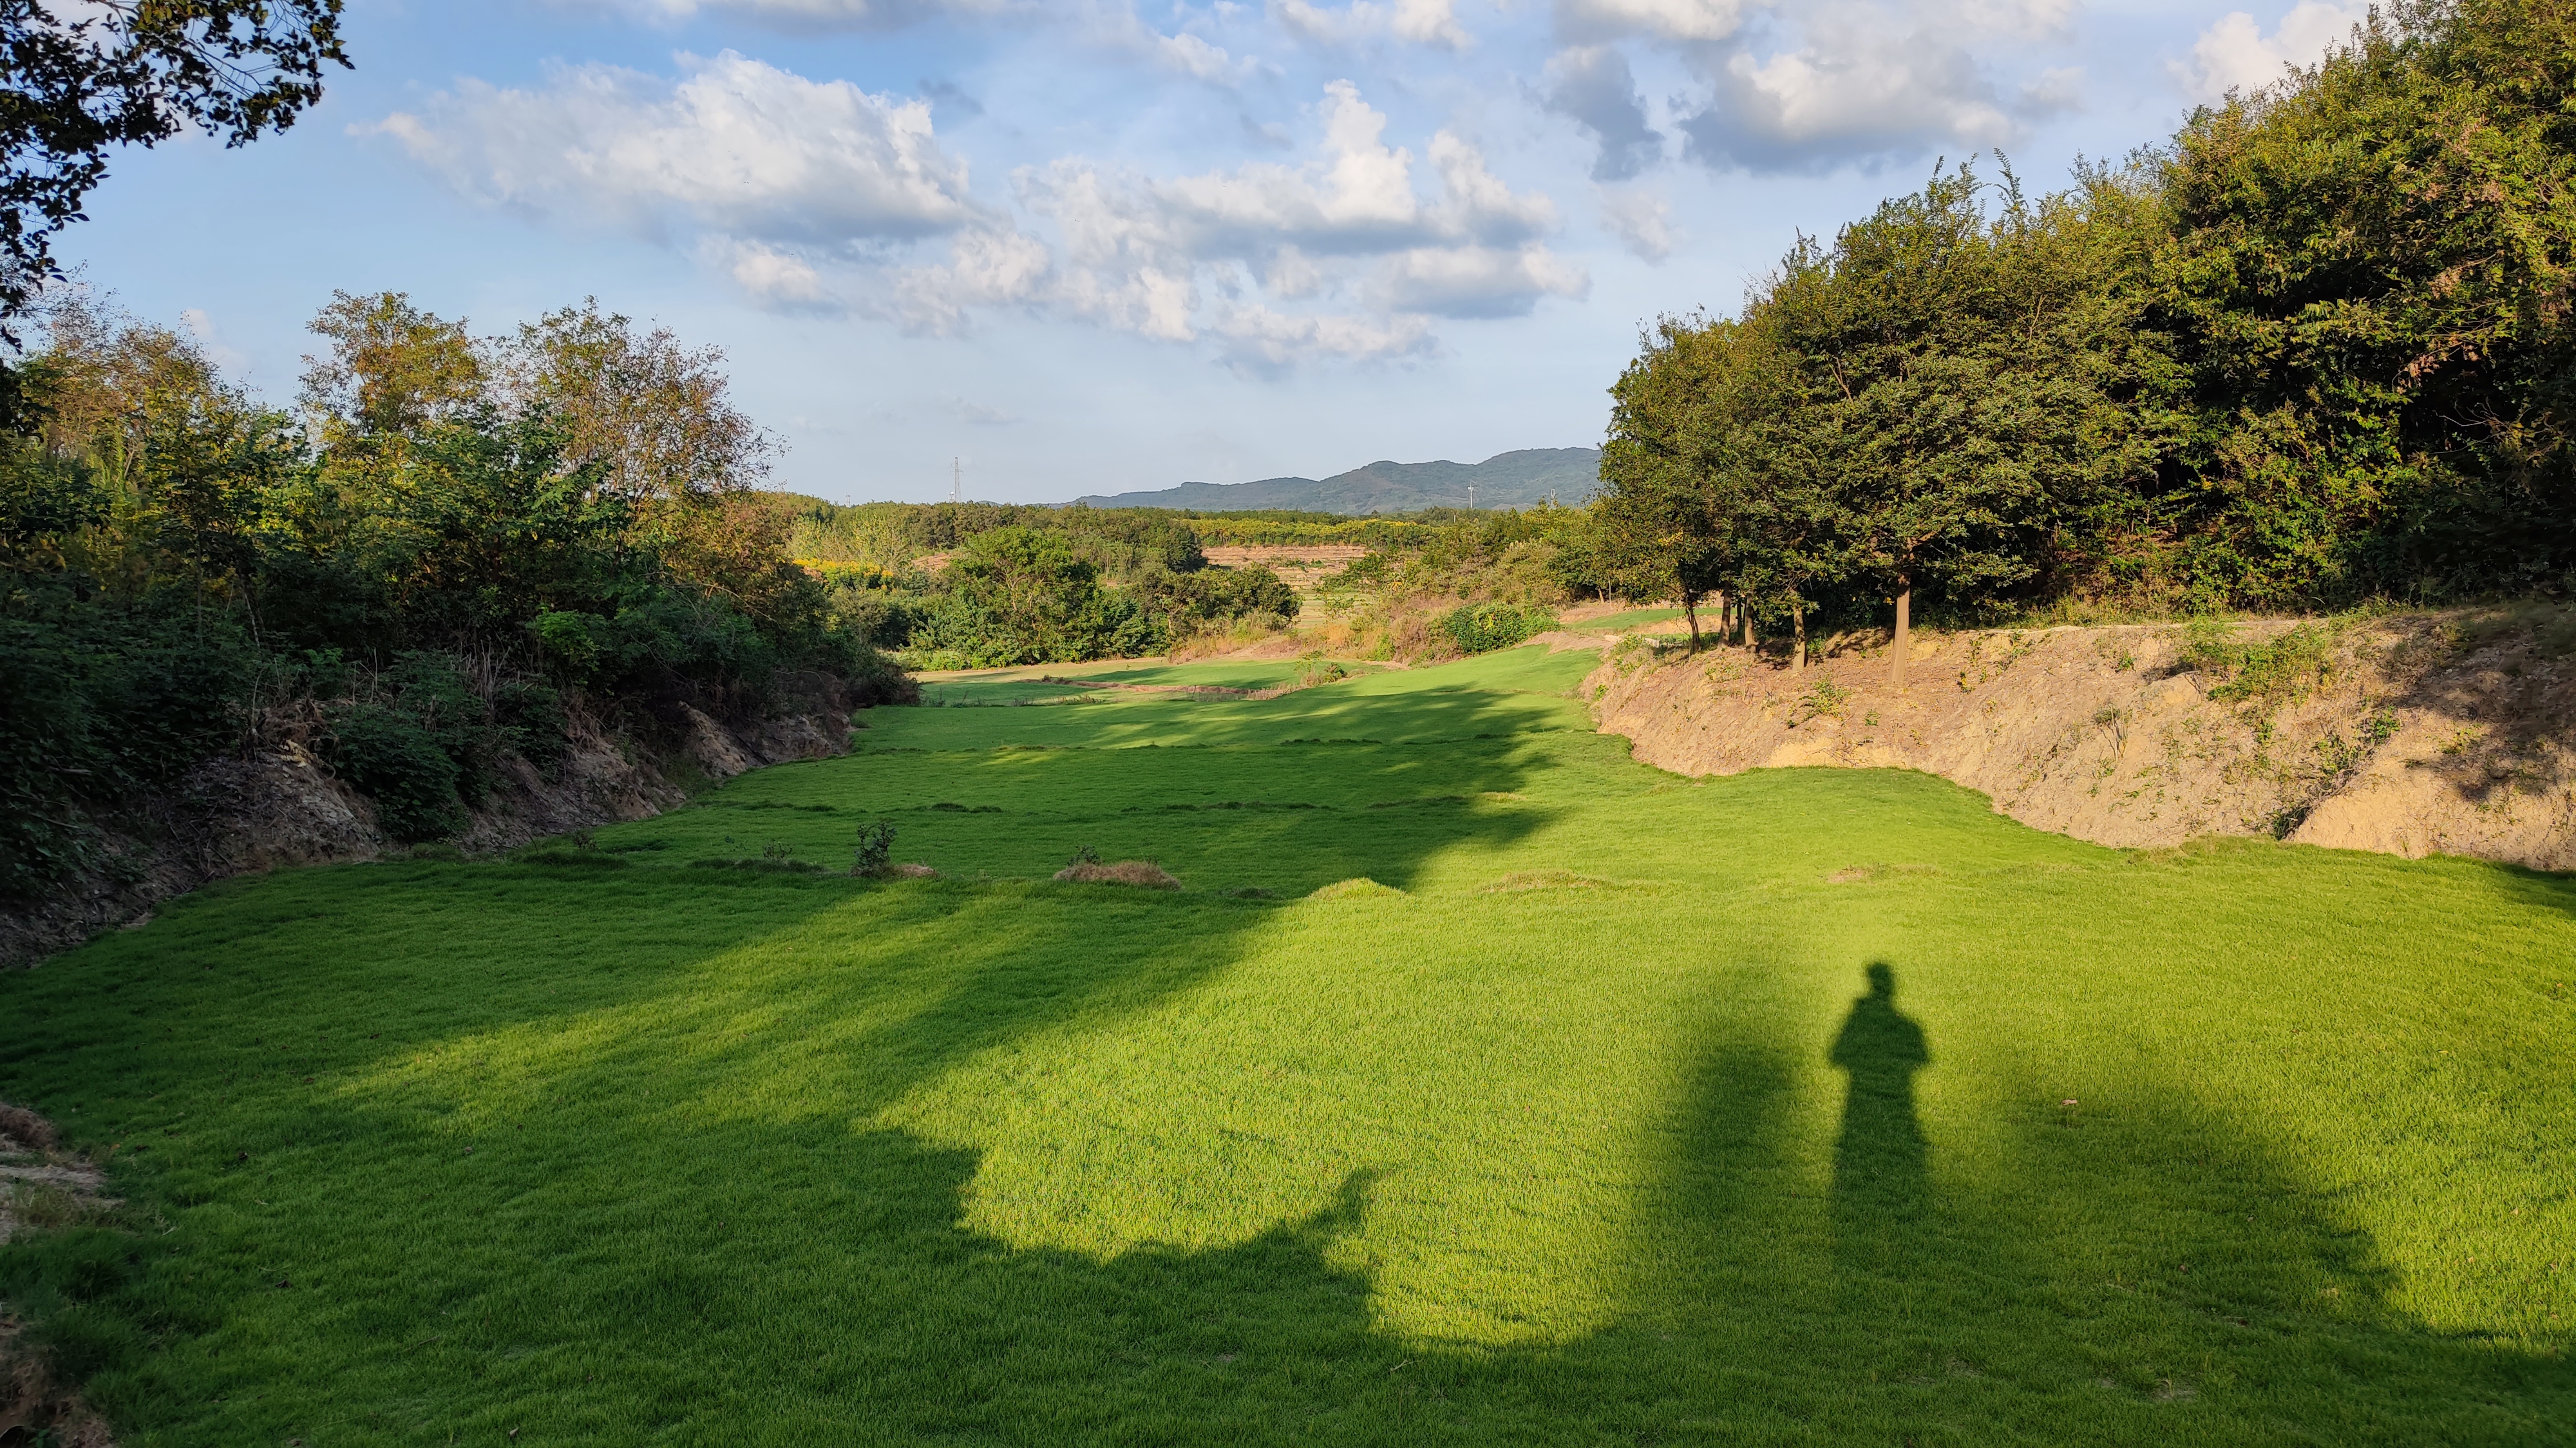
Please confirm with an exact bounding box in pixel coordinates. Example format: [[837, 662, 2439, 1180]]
[[1, 678, 876, 966], [1588, 608, 2576, 871]]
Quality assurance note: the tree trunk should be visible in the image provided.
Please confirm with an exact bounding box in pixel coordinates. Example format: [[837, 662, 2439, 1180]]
[[1790, 597, 1806, 673], [1743, 600, 1757, 651], [1682, 589, 1702, 653], [1889, 576, 1911, 692]]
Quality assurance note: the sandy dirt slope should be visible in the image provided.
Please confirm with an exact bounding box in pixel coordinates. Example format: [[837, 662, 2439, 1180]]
[[1587, 607, 2576, 870]]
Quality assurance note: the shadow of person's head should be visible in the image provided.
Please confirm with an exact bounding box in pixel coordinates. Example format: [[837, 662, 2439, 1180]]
[[1865, 961, 1895, 998]]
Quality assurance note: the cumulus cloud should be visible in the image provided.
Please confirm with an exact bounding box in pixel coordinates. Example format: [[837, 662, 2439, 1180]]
[[1544, 45, 1663, 181], [2179, 3, 2367, 102], [1642, 1, 2088, 172], [1542, 0, 2081, 173], [375, 57, 1556, 367], [972, 79, 1579, 362], [587, 0, 1019, 29], [1596, 186, 1674, 260], [369, 52, 985, 245], [1273, 0, 1472, 50], [1554, 0, 1750, 44]]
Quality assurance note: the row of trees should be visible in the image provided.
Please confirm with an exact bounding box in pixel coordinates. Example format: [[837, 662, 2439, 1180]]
[[3, 289, 904, 882], [1598, 0, 2576, 683]]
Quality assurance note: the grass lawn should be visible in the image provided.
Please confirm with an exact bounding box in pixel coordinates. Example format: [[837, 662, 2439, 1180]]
[[3, 646, 2571, 1445]]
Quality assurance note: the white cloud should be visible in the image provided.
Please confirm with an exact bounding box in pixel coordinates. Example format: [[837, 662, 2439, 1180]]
[[1368, 244, 1589, 318], [587, 0, 1019, 29], [377, 57, 1559, 368], [178, 307, 254, 378], [1596, 186, 1673, 260], [1543, 45, 1663, 181], [919, 80, 1581, 363], [1554, 0, 1747, 43], [1657, 1, 2081, 172], [1007, 80, 1578, 338], [1273, 0, 1472, 50], [2179, 3, 2367, 102], [369, 52, 985, 243]]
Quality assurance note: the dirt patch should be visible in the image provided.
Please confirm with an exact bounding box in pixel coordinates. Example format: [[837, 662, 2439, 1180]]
[[1054, 861, 1182, 890], [862, 863, 941, 881], [1, 1103, 114, 1246], [0, 1317, 117, 1447], [0, 1105, 57, 1153], [1589, 607, 2576, 870]]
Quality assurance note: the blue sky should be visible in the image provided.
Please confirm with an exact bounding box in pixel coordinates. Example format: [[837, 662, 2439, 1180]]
[[61, 0, 2365, 502]]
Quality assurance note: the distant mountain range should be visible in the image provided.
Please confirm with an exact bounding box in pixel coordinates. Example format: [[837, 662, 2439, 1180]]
[[1072, 447, 1601, 515]]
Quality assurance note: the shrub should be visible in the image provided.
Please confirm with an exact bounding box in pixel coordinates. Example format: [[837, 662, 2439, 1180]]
[[851, 820, 897, 876], [326, 704, 464, 843], [1443, 602, 1557, 654]]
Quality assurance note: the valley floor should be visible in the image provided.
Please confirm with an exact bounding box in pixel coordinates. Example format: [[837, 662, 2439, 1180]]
[[1, 646, 2571, 1444]]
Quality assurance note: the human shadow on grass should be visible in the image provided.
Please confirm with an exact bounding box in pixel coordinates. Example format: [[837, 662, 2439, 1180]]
[[1596, 960, 2576, 1445]]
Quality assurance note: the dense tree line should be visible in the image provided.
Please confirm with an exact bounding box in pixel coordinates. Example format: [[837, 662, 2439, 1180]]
[[1, 290, 904, 890], [1599, 0, 2576, 678]]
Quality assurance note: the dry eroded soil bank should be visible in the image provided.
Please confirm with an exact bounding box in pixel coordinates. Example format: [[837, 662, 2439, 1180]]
[[1589, 607, 2576, 870]]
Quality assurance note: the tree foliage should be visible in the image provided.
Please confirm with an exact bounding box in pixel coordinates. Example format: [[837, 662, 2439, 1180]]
[[0, 289, 903, 890], [0, 1, 348, 329], [1600, 0, 2576, 665]]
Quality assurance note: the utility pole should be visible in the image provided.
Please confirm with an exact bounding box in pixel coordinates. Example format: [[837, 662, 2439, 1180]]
[[1467, 482, 1475, 511], [951, 457, 961, 504]]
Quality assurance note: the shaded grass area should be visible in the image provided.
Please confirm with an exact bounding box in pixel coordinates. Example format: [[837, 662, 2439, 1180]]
[[1, 647, 2573, 1444]]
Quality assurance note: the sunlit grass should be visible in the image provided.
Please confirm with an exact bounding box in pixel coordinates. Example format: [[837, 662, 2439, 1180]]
[[1, 645, 2570, 1444]]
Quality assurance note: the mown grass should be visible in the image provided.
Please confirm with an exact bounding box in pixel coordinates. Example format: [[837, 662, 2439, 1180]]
[[1, 646, 2571, 1445]]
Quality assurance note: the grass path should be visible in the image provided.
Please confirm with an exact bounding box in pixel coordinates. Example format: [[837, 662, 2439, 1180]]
[[2, 647, 2571, 1444]]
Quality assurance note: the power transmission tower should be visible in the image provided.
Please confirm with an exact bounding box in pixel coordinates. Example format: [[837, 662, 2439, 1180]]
[[951, 457, 961, 504]]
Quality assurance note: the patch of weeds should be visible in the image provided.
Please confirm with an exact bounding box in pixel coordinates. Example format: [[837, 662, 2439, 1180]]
[[406, 842, 463, 862], [1790, 679, 1851, 727], [2094, 635, 2139, 671], [2441, 727, 2485, 757], [513, 831, 629, 869], [689, 857, 827, 875], [1825, 864, 1941, 884], [2184, 619, 2342, 707], [1610, 636, 1651, 676], [929, 802, 1003, 813], [1955, 632, 2038, 691]]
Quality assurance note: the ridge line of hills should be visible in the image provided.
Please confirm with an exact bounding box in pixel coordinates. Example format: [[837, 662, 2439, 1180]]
[[1070, 446, 1600, 515]]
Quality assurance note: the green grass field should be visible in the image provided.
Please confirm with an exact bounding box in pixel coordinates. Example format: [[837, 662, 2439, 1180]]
[[3, 646, 2571, 1444]]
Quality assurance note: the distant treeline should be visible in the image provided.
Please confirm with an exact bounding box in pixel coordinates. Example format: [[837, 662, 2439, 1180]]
[[1, 291, 905, 891], [782, 497, 1440, 564], [1599, 0, 2576, 656], [777, 499, 1482, 667]]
